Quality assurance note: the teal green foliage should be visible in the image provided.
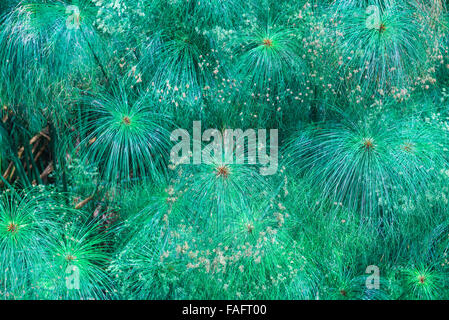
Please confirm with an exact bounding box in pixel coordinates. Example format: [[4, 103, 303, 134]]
[[1, 0, 449, 300]]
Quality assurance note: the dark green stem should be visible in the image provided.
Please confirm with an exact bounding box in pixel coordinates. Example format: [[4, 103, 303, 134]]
[[24, 140, 42, 185], [80, 25, 110, 82]]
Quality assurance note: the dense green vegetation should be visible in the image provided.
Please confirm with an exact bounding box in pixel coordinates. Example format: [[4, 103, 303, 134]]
[[1, 0, 449, 300]]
